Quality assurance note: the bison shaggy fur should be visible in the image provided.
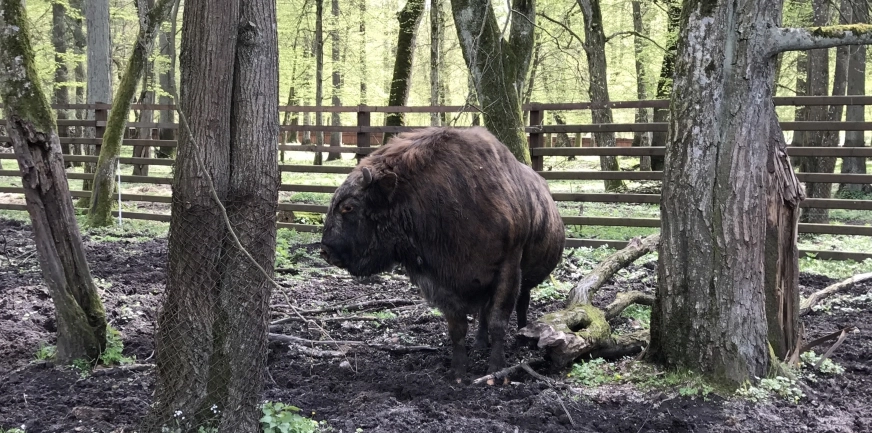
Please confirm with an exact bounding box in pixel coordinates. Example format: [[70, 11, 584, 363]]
[[320, 126, 565, 380]]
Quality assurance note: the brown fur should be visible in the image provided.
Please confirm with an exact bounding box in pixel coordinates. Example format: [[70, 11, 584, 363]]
[[320, 127, 565, 380]]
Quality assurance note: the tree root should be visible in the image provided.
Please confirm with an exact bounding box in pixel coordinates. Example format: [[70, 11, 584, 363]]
[[800, 272, 872, 315]]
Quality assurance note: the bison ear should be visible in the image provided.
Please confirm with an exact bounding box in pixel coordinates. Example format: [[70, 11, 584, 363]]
[[378, 171, 398, 194]]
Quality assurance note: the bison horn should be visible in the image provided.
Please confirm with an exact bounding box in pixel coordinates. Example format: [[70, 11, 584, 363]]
[[361, 167, 373, 188]]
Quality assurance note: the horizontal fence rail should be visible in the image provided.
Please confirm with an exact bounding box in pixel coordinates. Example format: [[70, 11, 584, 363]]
[[2, 98, 872, 261]]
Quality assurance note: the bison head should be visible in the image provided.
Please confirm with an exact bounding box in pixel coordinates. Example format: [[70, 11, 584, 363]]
[[320, 166, 399, 277]]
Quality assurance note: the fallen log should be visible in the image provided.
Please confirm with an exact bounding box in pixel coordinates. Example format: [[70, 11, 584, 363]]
[[568, 234, 659, 305], [800, 272, 872, 315]]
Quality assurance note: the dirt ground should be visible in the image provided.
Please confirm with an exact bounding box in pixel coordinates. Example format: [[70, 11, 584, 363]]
[[1, 216, 871, 433]]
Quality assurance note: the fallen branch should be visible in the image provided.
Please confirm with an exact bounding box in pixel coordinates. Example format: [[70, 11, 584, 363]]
[[288, 343, 347, 358], [568, 234, 659, 305], [800, 272, 872, 315], [605, 291, 655, 320], [270, 314, 392, 326], [267, 333, 437, 355], [471, 358, 546, 385], [287, 298, 423, 315], [91, 363, 154, 376]]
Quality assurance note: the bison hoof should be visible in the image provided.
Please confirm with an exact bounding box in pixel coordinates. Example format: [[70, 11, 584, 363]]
[[473, 337, 489, 350]]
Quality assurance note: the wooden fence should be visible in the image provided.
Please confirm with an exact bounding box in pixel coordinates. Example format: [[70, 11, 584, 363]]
[[2, 96, 872, 261]]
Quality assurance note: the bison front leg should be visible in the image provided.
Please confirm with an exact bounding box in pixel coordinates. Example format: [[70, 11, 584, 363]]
[[445, 312, 469, 382], [473, 302, 491, 349], [486, 262, 522, 373]]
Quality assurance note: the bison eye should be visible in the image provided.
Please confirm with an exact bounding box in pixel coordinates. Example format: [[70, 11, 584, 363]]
[[340, 204, 354, 214]]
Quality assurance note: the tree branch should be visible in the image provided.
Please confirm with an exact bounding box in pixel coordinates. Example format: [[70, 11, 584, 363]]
[[603, 30, 667, 52], [768, 24, 872, 57], [537, 11, 588, 54], [799, 272, 872, 315]]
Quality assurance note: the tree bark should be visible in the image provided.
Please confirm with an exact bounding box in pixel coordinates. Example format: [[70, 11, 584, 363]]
[[430, 0, 443, 126], [383, 0, 425, 143], [451, 0, 535, 165], [838, 1, 869, 195], [0, 0, 108, 364], [52, 1, 72, 165], [648, 0, 680, 172], [326, 0, 342, 161], [631, 0, 651, 171], [157, 0, 180, 159], [82, 0, 113, 193], [646, 0, 812, 388], [578, 0, 624, 191], [147, 0, 278, 429], [88, 0, 175, 227], [133, 56, 154, 176], [797, 0, 834, 224], [314, 0, 324, 165], [68, 0, 87, 164], [359, 0, 367, 104]]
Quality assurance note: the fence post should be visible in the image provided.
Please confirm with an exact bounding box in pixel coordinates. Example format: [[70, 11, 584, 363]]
[[529, 105, 544, 172], [357, 106, 371, 164], [94, 101, 107, 154]]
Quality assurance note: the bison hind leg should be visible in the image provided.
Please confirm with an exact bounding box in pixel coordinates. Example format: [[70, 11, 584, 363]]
[[485, 261, 522, 374], [445, 311, 469, 382], [473, 302, 491, 349]]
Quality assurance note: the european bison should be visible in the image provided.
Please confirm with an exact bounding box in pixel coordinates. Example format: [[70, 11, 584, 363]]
[[320, 127, 565, 380]]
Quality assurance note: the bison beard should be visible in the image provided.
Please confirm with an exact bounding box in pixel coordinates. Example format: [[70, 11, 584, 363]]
[[320, 127, 565, 381]]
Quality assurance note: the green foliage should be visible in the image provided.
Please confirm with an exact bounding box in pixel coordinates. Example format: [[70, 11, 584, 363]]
[[99, 326, 134, 366], [370, 310, 397, 320], [531, 278, 570, 302], [800, 351, 846, 375], [0, 427, 27, 433], [735, 376, 805, 404], [71, 358, 91, 377], [260, 401, 320, 433], [798, 255, 872, 280], [619, 304, 651, 329], [567, 358, 620, 387], [274, 228, 322, 269], [34, 342, 56, 361]]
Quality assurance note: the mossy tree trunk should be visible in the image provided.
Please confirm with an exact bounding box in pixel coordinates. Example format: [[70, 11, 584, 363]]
[[647, 0, 872, 388], [383, 0, 425, 144], [0, 0, 107, 364], [146, 0, 279, 429], [88, 0, 175, 227], [451, 0, 535, 165], [579, 0, 625, 191]]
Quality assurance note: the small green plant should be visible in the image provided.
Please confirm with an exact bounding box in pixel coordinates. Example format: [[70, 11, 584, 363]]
[[800, 351, 846, 375], [260, 401, 319, 433], [532, 278, 570, 302], [99, 326, 135, 366], [736, 376, 805, 404], [371, 310, 397, 320], [0, 427, 27, 433], [34, 342, 56, 361], [566, 358, 620, 387], [428, 308, 442, 317], [71, 358, 92, 377]]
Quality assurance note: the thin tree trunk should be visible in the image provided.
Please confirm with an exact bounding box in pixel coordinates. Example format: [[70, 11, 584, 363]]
[[133, 60, 154, 176], [552, 112, 575, 161], [797, 0, 834, 224], [83, 0, 113, 194], [314, 0, 324, 165], [52, 1, 72, 166], [69, 0, 86, 165], [648, 0, 679, 172], [157, 0, 180, 159], [522, 40, 542, 125], [359, 0, 367, 104], [450, 0, 535, 165], [579, 0, 624, 192], [147, 0, 278, 428], [430, 0, 443, 126], [383, 0, 426, 143], [838, 1, 869, 195], [327, 0, 342, 161], [631, 0, 651, 171], [88, 0, 175, 227], [0, 0, 108, 364]]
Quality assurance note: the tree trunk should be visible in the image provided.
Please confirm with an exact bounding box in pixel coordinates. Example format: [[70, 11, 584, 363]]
[[838, 1, 869, 195], [0, 0, 108, 364], [645, 0, 819, 388], [522, 41, 542, 125], [451, 0, 535, 165], [88, 0, 175, 227], [69, 0, 87, 165], [551, 112, 574, 161], [314, 0, 324, 165], [359, 0, 367, 104], [648, 0, 680, 172], [133, 61, 154, 176], [326, 0, 342, 161], [156, 0, 180, 159], [430, 0, 443, 126], [52, 1, 72, 166], [579, 0, 624, 191], [83, 0, 113, 193], [146, 0, 278, 429], [383, 0, 425, 143], [631, 0, 651, 171], [797, 0, 834, 224]]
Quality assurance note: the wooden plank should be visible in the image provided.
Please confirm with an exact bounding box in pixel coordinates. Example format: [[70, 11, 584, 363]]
[[60, 172, 174, 184], [278, 144, 375, 154], [796, 173, 872, 183], [279, 184, 338, 193], [799, 223, 872, 236], [0, 203, 27, 211], [278, 203, 329, 213], [562, 216, 660, 227], [552, 193, 660, 203], [533, 146, 872, 158], [538, 171, 663, 181], [276, 222, 322, 232], [279, 164, 353, 174]]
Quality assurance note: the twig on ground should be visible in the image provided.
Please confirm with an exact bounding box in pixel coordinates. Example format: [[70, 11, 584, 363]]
[[268, 333, 438, 354], [91, 363, 154, 376], [815, 327, 855, 369], [270, 314, 392, 326], [288, 343, 347, 358], [471, 358, 546, 385], [293, 298, 423, 315], [800, 272, 872, 315]]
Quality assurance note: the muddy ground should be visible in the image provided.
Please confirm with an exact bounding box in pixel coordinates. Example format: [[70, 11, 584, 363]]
[[1, 216, 871, 433]]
